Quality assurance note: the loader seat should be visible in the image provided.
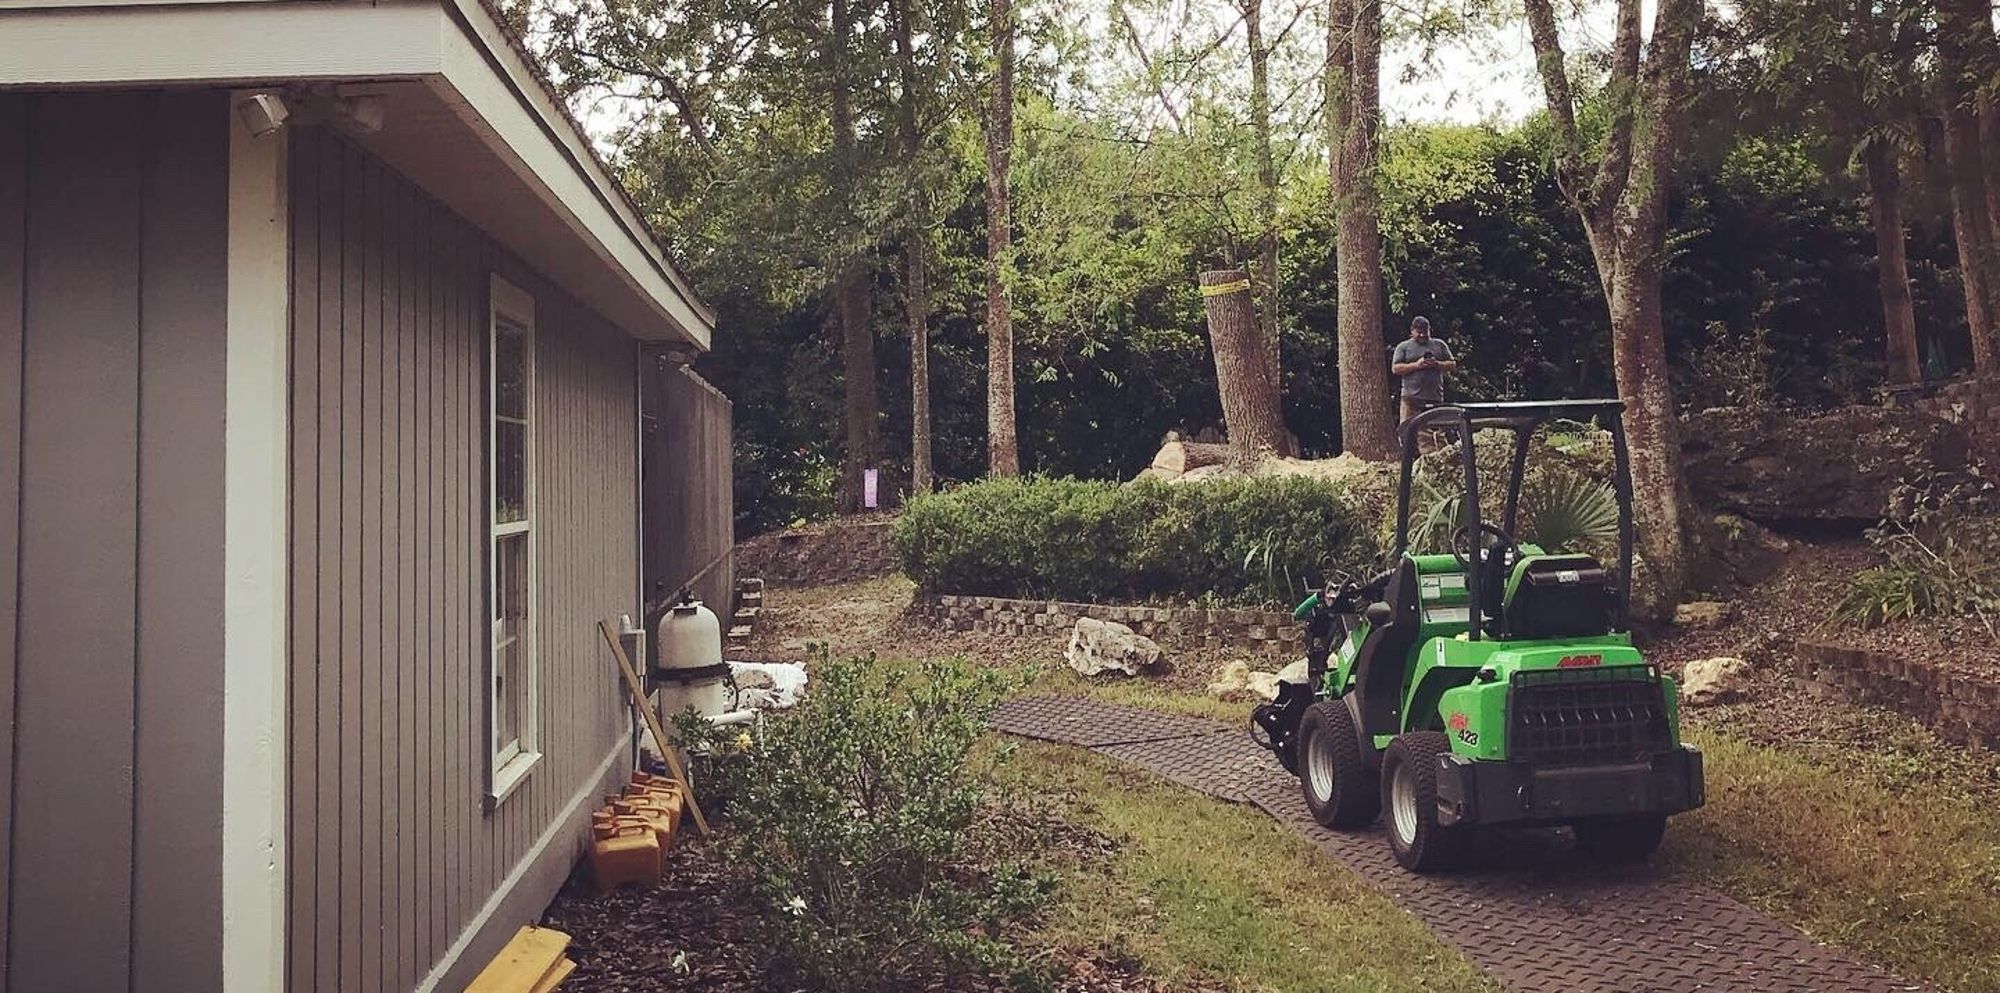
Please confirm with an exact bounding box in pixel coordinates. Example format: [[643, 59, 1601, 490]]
[[1503, 555, 1615, 639], [1353, 558, 1421, 736]]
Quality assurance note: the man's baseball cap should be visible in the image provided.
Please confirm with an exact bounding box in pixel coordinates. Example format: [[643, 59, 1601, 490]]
[[1411, 316, 1431, 331]]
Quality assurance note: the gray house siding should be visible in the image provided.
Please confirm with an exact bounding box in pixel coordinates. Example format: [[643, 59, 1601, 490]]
[[0, 90, 229, 993], [285, 127, 641, 993]]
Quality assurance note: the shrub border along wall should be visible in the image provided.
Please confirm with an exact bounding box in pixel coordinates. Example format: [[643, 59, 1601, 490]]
[[1793, 638, 2000, 749], [918, 593, 1302, 655]]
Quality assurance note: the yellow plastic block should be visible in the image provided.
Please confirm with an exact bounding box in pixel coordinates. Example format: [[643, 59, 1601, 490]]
[[465, 926, 572, 993]]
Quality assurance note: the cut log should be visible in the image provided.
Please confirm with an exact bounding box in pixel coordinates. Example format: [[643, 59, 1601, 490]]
[[1149, 440, 1233, 477]]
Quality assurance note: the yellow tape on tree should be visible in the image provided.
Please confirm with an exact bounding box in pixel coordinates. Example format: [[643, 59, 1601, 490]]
[[1200, 279, 1252, 297]]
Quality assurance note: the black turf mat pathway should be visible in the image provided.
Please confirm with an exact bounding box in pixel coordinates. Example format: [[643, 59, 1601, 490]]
[[993, 695, 1930, 993]]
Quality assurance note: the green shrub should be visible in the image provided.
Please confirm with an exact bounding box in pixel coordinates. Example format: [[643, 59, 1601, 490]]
[[722, 654, 1050, 992], [895, 475, 1376, 604]]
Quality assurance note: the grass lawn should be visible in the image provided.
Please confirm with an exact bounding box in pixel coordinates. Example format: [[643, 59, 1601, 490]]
[[1007, 740, 1501, 993]]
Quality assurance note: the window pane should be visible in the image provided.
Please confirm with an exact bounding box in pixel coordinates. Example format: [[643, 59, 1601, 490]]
[[495, 317, 528, 420], [495, 533, 528, 750], [496, 419, 526, 525]]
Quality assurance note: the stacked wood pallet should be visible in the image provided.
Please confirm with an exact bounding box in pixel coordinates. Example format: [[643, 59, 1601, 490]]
[[464, 926, 576, 993]]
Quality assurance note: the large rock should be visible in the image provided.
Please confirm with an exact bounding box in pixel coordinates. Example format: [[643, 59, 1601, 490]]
[[1681, 406, 1972, 524], [1065, 617, 1165, 677], [1681, 656, 1754, 706]]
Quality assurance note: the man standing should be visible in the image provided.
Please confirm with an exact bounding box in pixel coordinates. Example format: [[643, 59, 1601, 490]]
[[1390, 316, 1456, 423]]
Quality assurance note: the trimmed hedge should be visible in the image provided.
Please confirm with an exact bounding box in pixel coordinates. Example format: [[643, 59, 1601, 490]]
[[894, 476, 1378, 605]]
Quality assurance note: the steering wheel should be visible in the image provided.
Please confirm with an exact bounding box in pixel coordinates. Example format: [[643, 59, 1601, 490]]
[[1449, 522, 1520, 573]]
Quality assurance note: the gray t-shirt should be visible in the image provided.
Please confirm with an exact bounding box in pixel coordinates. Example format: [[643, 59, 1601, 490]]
[[1392, 338, 1454, 399]]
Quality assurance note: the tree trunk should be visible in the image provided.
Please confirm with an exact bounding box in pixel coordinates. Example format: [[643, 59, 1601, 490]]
[[1243, 0, 1283, 396], [985, 0, 1020, 476], [1328, 0, 1394, 460], [1864, 141, 1922, 385], [892, 0, 932, 494], [1940, 80, 1999, 371], [831, 0, 879, 512], [1201, 269, 1288, 466], [1523, 0, 1696, 611], [1938, 0, 2000, 372]]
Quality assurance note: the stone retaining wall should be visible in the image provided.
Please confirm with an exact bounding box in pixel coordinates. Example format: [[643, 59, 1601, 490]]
[[1793, 639, 2000, 748], [919, 594, 1301, 655], [735, 515, 899, 586]]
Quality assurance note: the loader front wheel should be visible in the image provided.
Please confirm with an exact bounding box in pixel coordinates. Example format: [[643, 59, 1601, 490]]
[[1299, 700, 1379, 829]]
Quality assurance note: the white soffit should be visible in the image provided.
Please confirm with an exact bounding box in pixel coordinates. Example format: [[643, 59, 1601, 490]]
[[0, 0, 715, 347]]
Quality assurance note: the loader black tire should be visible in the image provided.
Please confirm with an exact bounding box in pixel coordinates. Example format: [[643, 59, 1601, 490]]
[[1382, 732, 1473, 873], [1298, 700, 1378, 829], [1572, 814, 1667, 863]]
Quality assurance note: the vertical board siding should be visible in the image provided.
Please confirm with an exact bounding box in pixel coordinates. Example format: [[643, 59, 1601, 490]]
[[0, 91, 229, 993], [0, 94, 25, 991], [131, 90, 230, 993], [286, 129, 641, 993]]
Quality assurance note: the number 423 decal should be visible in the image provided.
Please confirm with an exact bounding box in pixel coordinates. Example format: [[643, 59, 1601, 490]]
[[1447, 711, 1479, 747]]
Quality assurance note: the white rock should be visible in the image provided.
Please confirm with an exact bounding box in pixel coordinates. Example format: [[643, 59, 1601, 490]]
[[1207, 660, 1251, 697], [1244, 671, 1282, 701], [1277, 658, 1309, 684], [1681, 656, 1753, 706], [1065, 617, 1165, 677]]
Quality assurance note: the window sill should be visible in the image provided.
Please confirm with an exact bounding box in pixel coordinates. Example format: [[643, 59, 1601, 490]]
[[485, 750, 542, 811]]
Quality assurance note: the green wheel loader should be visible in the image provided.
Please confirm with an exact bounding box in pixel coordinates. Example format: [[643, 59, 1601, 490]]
[[1250, 400, 1704, 872]]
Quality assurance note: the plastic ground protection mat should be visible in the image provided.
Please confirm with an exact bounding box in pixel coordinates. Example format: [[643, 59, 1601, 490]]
[[991, 696, 1931, 993]]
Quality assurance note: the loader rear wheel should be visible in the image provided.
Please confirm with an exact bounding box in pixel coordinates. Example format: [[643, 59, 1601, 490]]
[[1299, 701, 1378, 829], [1383, 732, 1473, 872], [1572, 814, 1667, 863]]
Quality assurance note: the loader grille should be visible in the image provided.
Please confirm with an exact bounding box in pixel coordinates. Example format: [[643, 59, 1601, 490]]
[[1507, 665, 1673, 767]]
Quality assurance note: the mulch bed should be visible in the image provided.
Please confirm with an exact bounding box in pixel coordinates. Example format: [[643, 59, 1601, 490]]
[[541, 810, 1215, 993]]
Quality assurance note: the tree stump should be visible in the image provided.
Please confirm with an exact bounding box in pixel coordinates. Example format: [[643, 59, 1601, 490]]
[[1200, 269, 1289, 466]]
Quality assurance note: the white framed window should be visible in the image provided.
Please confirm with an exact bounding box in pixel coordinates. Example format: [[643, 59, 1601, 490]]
[[487, 274, 540, 806]]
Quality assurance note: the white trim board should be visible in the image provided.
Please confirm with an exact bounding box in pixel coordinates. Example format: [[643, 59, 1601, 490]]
[[0, 0, 714, 348], [221, 89, 289, 993]]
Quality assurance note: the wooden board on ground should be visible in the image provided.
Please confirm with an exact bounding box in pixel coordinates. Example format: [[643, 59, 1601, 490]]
[[529, 958, 577, 993], [464, 925, 569, 993]]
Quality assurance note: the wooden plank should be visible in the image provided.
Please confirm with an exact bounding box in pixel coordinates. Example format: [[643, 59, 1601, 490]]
[[360, 151, 386, 993], [287, 122, 323, 993], [599, 620, 709, 835], [420, 188, 444, 967], [11, 90, 145, 993], [376, 154, 404, 993], [313, 126, 346, 993], [0, 92, 26, 987], [338, 134, 367, 993], [397, 164, 421, 993], [443, 208, 467, 939], [529, 958, 577, 993], [132, 88, 229, 993], [462, 925, 569, 993]]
